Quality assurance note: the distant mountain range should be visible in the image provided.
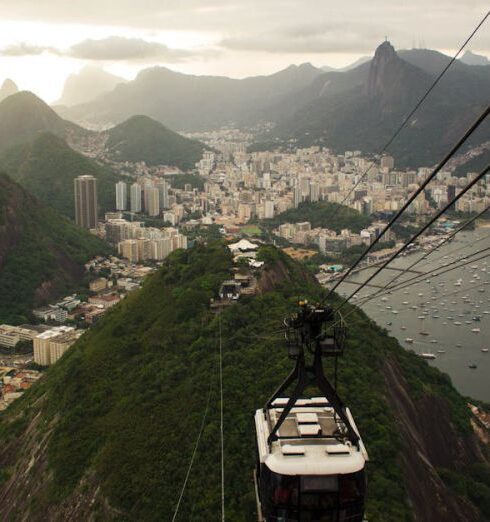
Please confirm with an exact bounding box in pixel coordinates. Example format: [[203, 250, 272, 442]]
[[0, 173, 110, 323], [56, 62, 324, 130], [270, 43, 490, 167], [56, 66, 126, 107], [54, 43, 490, 167]]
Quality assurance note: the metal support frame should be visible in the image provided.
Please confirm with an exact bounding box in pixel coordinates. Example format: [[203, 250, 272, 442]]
[[263, 304, 359, 447]]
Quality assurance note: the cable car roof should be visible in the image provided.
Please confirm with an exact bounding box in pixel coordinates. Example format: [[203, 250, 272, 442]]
[[255, 399, 368, 476]]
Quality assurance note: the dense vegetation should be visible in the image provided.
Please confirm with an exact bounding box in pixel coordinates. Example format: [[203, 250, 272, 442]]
[[0, 173, 111, 324], [1, 242, 483, 521], [263, 201, 372, 233], [0, 133, 122, 219], [166, 173, 205, 191], [105, 115, 207, 170]]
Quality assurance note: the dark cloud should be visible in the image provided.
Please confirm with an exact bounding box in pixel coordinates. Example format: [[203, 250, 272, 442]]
[[0, 36, 218, 63], [69, 36, 197, 61]]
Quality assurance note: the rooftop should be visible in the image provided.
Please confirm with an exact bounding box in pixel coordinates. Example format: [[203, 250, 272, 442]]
[[255, 398, 368, 476]]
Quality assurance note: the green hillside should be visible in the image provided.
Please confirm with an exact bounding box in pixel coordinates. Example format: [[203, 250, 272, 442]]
[[0, 91, 89, 153], [104, 115, 207, 170], [0, 173, 111, 324], [264, 201, 372, 233], [0, 243, 487, 520], [0, 133, 122, 219]]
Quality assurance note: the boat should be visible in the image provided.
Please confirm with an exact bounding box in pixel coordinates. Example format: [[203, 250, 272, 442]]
[[401, 326, 407, 330], [432, 315, 439, 319], [392, 310, 398, 314], [405, 338, 414, 343], [387, 322, 392, 326], [402, 301, 409, 305], [430, 339, 438, 344], [471, 328, 480, 333], [419, 331, 429, 336], [419, 353, 436, 359], [473, 316, 481, 322], [456, 343, 462, 348], [454, 321, 462, 325], [437, 349, 446, 353], [418, 316, 426, 320], [469, 363, 477, 369], [481, 348, 489, 353]]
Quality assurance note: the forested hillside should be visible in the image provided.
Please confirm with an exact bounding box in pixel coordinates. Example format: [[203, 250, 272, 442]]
[[0, 173, 111, 324], [104, 115, 207, 170], [263, 201, 372, 233], [0, 133, 122, 218], [0, 243, 488, 521]]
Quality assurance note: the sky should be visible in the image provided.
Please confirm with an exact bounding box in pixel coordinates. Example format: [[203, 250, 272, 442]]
[[0, 0, 489, 102]]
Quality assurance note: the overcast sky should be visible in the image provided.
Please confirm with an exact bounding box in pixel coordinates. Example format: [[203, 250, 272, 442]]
[[0, 0, 489, 102]]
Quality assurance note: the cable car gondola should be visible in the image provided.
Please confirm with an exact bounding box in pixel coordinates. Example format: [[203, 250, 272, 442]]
[[254, 302, 368, 522]]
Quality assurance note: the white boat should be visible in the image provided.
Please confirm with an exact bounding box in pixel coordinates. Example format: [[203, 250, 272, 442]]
[[405, 338, 414, 343], [454, 321, 462, 326], [419, 353, 436, 359], [402, 301, 409, 305], [437, 349, 446, 354], [401, 326, 407, 330], [456, 343, 462, 348], [472, 328, 480, 333], [482, 348, 489, 353], [430, 339, 438, 344]]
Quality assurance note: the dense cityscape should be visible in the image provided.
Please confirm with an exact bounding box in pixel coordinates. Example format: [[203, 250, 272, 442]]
[[0, 2, 489, 521]]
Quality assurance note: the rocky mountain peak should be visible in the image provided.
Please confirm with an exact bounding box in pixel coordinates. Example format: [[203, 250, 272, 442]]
[[0, 79, 19, 101], [366, 40, 400, 97]]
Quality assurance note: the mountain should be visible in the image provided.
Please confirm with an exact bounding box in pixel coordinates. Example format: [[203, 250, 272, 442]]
[[0, 133, 123, 219], [56, 66, 126, 107], [0, 243, 488, 521], [0, 173, 110, 324], [461, 50, 490, 66], [58, 63, 324, 130], [0, 79, 18, 102], [103, 115, 207, 170], [269, 42, 490, 167], [0, 91, 91, 153], [339, 55, 371, 71]]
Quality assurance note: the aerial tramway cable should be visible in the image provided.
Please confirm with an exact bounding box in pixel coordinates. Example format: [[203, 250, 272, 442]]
[[330, 248, 490, 331], [171, 363, 215, 522], [352, 204, 490, 302], [322, 10, 490, 239], [218, 313, 225, 522], [324, 104, 490, 302], [334, 161, 490, 311]]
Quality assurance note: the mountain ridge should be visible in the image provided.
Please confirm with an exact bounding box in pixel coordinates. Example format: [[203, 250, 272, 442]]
[[0, 243, 488, 520]]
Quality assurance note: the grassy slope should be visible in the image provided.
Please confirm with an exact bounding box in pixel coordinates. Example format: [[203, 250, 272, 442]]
[[263, 201, 372, 233], [0, 133, 122, 219], [0, 173, 111, 323], [1, 244, 484, 521], [105, 115, 206, 170]]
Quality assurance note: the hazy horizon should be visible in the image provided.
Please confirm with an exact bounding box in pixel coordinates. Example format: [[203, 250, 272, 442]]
[[0, 0, 489, 102]]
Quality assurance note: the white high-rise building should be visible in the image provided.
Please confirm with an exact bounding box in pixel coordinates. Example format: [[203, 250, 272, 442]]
[[264, 200, 275, 219], [115, 181, 127, 211], [130, 183, 142, 213]]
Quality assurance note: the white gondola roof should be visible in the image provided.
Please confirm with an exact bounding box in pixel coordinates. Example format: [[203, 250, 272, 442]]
[[255, 399, 368, 476]]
